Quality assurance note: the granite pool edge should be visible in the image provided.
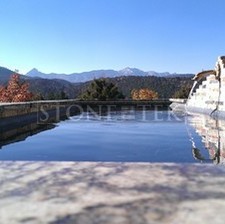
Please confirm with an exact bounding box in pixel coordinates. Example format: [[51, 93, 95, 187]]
[[0, 161, 225, 224]]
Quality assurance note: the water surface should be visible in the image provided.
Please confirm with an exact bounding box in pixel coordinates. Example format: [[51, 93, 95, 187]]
[[0, 110, 223, 163]]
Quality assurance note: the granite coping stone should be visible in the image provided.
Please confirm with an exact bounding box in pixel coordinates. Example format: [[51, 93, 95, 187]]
[[0, 161, 225, 224]]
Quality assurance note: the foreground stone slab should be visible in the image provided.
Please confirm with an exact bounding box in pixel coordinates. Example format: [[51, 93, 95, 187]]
[[0, 162, 225, 224]]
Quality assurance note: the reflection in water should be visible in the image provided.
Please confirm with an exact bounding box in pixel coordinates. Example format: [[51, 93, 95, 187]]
[[187, 114, 225, 164], [0, 123, 56, 149]]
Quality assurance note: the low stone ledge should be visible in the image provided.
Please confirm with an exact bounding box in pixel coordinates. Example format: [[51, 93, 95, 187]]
[[0, 100, 171, 121], [0, 161, 224, 224], [169, 98, 187, 103]]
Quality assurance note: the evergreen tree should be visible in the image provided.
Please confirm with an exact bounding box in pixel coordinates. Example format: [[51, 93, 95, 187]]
[[173, 85, 192, 99], [79, 79, 125, 100]]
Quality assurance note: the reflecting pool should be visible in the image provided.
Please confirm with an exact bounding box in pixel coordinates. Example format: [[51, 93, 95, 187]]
[[0, 110, 224, 164]]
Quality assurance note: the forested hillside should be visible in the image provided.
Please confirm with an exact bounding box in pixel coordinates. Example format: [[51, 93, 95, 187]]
[[27, 78, 79, 99], [76, 76, 194, 99]]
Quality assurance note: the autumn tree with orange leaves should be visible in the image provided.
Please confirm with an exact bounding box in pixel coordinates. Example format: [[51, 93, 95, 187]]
[[131, 88, 158, 100], [0, 74, 33, 102]]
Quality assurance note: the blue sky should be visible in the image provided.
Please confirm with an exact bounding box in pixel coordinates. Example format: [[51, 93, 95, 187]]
[[0, 0, 225, 74]]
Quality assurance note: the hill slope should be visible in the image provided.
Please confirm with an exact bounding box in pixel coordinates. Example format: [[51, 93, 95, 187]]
[[0, 66, 17, 84], [27, 78, 79, 99]]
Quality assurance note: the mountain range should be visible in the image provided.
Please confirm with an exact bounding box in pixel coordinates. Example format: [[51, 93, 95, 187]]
[[0, 65, 194, 100], [26, 67, 192, 83]]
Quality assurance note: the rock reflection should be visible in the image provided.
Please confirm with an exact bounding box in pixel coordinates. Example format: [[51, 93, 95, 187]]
[[187, 114, 225, 164]]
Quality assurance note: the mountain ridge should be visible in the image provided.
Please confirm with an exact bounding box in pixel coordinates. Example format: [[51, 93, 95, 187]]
[[26, 67, 193, 83]]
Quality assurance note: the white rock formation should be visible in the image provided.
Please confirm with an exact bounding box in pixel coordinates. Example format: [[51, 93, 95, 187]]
[[186, 56, 225, 117]]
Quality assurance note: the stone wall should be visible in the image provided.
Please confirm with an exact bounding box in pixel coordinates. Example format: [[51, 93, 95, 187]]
[[0, 100, 171, 119], [0, 99, 171, 131]]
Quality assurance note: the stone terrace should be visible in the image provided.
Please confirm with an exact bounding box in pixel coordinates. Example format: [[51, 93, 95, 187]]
[[0, 162, 225, 224]]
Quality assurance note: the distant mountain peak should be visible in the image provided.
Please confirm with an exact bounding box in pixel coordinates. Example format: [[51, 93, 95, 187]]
[[120, 67, 134, 74], [123, 67, 132, 70], [25, 67, 193, 83], [119, 67, 145, 76], [26, 68, 40, 76], [120, 67, 140, 71], [30, 68, 39, 72]]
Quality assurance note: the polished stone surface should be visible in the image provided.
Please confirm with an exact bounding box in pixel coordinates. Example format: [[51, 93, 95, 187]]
[[0, 162, 225, 224]]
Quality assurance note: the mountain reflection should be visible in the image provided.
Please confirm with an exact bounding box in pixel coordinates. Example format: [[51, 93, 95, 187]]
[[0, 123, 56, 149], [187, 114, 225, 164]]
